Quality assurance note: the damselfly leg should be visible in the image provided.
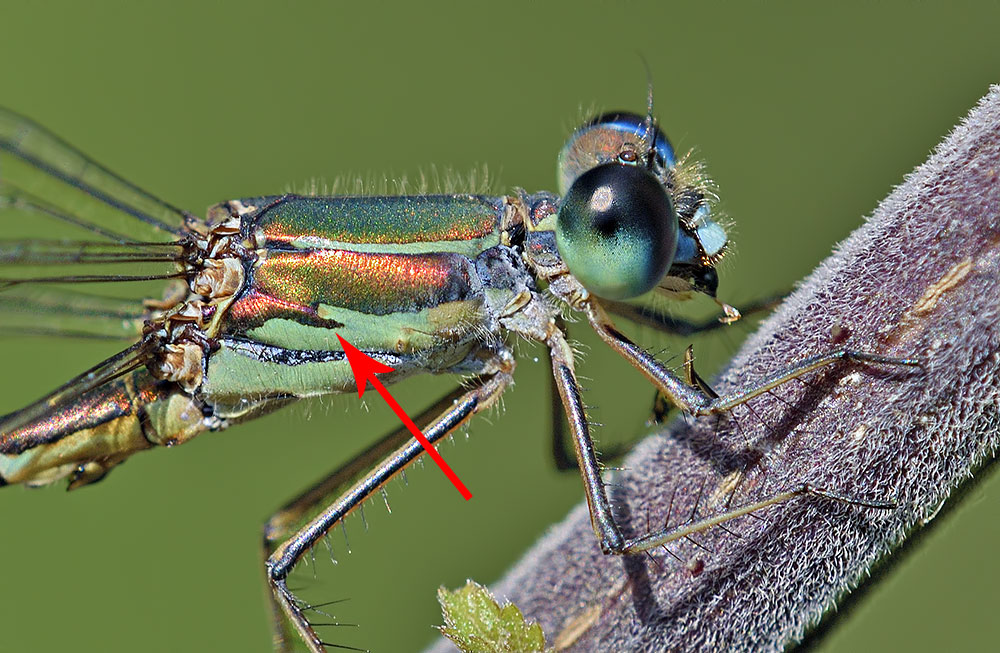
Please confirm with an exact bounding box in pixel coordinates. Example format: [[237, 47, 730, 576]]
[[550, 294, 786, 470], [264, 354, 514, 653]]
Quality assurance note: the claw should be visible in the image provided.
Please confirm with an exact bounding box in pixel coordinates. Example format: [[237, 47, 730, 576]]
[[716, 299, 742, 324]]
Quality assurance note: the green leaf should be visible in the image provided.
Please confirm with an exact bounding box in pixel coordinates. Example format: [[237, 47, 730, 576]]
[[437, 580, 549, 653]]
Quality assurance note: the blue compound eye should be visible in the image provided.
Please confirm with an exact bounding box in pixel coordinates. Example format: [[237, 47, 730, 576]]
[[558, 112, 676, 195], [591, 112, 675, 168], [556, 163, 678, 300]]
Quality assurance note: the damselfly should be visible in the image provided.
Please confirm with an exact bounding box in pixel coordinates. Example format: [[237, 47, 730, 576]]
[[0, 96, 918, 651]]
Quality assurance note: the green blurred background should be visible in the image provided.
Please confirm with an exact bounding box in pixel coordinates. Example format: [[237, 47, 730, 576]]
[[1, 2, 998, 651]]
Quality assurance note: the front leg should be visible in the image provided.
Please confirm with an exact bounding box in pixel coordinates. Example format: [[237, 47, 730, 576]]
[[601, 292, 784, 337], [585, 300, 920, 417]]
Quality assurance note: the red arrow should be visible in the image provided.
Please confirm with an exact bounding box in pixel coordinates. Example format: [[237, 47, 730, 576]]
[[336, 334, 472, 500]]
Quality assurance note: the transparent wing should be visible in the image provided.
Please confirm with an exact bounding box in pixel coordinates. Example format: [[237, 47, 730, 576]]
[[0, 284, 149, 340], [0, 111, 194, 345], [0, 170, 190, 337], [0, 205, 187, 333], [0, 230, 186, 290], [0, 106, 195, 242]]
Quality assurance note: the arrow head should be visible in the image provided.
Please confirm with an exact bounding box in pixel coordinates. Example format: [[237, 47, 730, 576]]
[[337, 334, 395, 398]]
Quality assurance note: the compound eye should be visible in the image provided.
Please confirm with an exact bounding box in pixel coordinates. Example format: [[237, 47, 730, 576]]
[[557, 112, 676, 195], [556, 163, 678, 300]]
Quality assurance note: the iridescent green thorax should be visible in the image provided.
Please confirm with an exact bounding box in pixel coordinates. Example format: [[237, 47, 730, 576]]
[[253, 195, 502, 255], [228, 249, 479, 325], [200, 193, 530, 415], [223, 194, 518, 346]]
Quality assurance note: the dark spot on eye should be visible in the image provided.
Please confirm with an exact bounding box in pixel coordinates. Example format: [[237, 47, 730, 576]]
[[595, 215, 619, 237]]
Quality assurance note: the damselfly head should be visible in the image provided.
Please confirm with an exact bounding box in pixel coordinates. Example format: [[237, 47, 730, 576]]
[[553, 112, 729, 304]]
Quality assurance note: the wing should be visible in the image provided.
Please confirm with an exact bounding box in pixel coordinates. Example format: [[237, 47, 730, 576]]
[[0, 109, 201, 443], [0, 106, 195, 242], [0, 108, 196, 338], [0, 284, 149, 340]]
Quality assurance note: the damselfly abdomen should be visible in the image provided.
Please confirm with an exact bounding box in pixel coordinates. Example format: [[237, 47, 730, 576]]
[[0, 102, 918, 651]]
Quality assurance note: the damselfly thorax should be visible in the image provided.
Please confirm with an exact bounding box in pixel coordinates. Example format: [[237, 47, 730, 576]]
[[0, 104, 918, 652]]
